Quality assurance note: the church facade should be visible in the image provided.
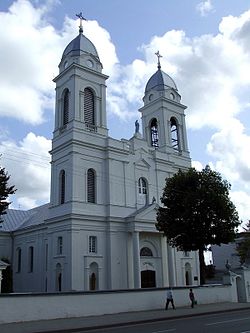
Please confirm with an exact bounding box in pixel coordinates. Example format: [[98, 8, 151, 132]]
[[0, 21, 199, 292]]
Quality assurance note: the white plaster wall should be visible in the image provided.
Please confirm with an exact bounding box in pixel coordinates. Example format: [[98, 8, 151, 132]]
[[174, 250, 200, 286], [242, 270, 250, 302], [109, 231, 129, 289], [212, 243, 240, 270], [13, 230, 47, 293], [0, 285, 236, 324]]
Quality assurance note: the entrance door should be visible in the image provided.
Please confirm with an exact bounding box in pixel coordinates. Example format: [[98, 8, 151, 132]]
[[185, 263, 192, 285], [141, 270, 156, 288]]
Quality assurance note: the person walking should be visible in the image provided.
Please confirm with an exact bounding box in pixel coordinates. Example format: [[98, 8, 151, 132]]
[[165, 288, 175, 310], [189, 288, 195, 308]]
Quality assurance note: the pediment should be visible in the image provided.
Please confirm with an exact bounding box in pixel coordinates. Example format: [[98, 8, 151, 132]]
[[128, 203, 159, 222], [135, 157, 151, 169]]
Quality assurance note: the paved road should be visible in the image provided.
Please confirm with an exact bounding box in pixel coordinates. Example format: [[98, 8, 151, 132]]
[[2, 303, 250, 333], [77, 310, 250, 333]]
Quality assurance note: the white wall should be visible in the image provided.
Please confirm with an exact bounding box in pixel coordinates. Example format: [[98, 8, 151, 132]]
[[212, 243, 241, 270], [0, 285, 237, 324]]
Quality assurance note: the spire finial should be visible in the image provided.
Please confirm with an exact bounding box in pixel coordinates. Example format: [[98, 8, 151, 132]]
[[155, 50, 162, 69], [76, 12, 86, 34]]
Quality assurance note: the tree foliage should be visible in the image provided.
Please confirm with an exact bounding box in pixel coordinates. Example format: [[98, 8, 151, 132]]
[[156, 165, 240, 284], [236, 221, 250, 264], [0, 165, 16, 220]]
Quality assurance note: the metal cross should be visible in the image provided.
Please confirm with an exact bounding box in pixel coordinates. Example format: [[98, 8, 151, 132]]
[[155, 51, 162, 69], [76, 12, 86, 34]]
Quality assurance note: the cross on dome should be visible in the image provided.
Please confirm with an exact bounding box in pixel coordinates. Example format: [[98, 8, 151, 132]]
[[155, 51, 162, 69], [76, 12, 86, 34]]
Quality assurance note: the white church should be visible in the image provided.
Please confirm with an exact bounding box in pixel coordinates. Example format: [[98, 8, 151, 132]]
[[0, 18, 200, 293]]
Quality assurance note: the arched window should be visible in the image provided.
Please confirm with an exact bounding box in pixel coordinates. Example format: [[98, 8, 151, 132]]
[[150, 118, 159, 148], [140, 247, 153, 257], [138, 177, 148, 206], [16, 248, 22, 273], [59, 170, 65, 204], [28, 246, 34, 273], [87, 168, 96, 203], [62, 89, 69, 126], [170, 117, 179, 150], [138, 178, 147, 195], [84, 88, 95, 126]]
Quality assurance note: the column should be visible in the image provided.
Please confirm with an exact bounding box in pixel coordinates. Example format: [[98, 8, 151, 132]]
[[161, 235, 169, 287], [167, 244, 176, 286], [133, 231, 141, 288], [127, 233, 134, 288]]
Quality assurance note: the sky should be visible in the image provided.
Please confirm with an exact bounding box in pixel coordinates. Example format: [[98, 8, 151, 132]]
[[1, 0, 250, 227]]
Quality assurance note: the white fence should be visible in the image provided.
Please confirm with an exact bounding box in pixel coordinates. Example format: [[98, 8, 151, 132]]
[[0, 284, 237, 324]]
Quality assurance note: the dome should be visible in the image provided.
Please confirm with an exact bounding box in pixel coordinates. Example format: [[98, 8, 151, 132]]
[[145, 69, 177, 93], [62, 33, 100, 60]]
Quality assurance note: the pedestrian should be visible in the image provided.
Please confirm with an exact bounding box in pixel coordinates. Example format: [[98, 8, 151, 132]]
[[165, 288, 175, 310], [189, 288, 195, 308]]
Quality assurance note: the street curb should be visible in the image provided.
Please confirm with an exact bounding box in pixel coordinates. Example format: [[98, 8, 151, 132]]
[[32, 306, 250, 333]]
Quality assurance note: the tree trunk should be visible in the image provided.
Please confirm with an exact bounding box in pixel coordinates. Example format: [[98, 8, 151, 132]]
[[198, 248, 206, 285]]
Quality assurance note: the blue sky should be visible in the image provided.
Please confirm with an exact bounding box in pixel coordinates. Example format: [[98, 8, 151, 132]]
[[1, 0, 250, 225]]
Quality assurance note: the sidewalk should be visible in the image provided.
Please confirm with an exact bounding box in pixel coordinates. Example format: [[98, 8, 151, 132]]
[[1, 302, 250, 333]]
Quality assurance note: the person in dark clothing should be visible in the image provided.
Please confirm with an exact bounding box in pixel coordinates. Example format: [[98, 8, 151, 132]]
[[189, 288, 195, 308], [165, 289, 175, 310]]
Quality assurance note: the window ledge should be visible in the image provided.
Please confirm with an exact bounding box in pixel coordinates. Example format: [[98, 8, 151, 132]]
[[85, 254, 103, 258]]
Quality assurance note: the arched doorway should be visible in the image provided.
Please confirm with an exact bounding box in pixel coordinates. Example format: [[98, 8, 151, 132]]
[[140, 246, 156, 288], [236, 276, 245, 302], [55, 263, 62, 291], [89, 262, 98, 290], [141, 270, 156, 288], [185, 263, 192, 286], [90, 273, 96, 290]]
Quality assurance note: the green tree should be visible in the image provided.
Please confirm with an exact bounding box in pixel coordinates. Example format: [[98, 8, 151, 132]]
[[236, 221, 250, 264], [0, 165, 16, 221], [156, 165, 240, 284]]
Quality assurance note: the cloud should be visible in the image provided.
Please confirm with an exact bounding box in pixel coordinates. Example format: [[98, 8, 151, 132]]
[[0, 0, 61, 124], [230, 191, 250, 226], [0, 0, 119, 124], [192, 161, 203, 171], [196, 0, 214, 17], [207, 120, 250, 188], [0, 132, 51, 209], [206, 118, 250, 222], [137, 28, 250, 131]]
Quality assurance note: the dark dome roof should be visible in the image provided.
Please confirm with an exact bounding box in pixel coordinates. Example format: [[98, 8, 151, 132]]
[[62, 33, 99, 59], [145, 69, 177, 93]]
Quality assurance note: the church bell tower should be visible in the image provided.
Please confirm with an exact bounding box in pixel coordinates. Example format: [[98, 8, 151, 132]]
[[139, 51, 190, 159], [49, 14, 109, 212]]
